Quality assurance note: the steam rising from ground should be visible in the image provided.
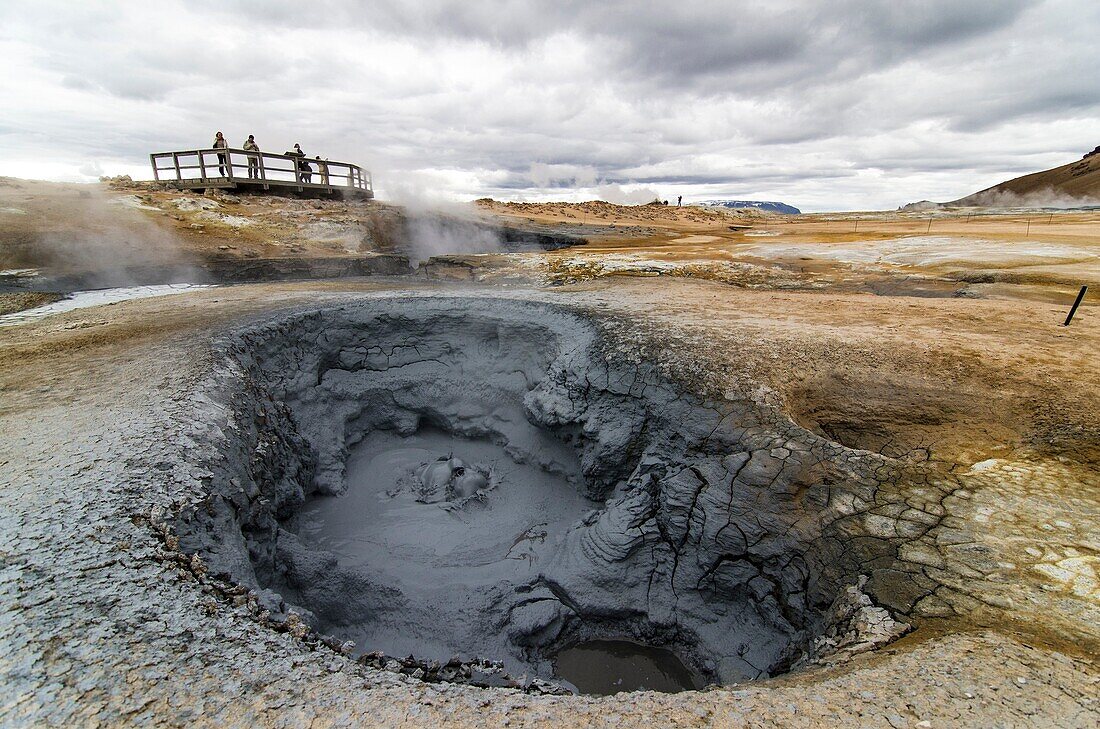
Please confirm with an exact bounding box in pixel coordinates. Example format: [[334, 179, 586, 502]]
[[595, 184, 662, 205], [380, 176, 506, 264], [402, 212, 504, 264], [958, 187, 1100, 209], [0, 179, 201, 287]]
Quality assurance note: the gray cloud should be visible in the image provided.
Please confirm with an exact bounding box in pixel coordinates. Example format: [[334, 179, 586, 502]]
[[0, 0, 1096, 210]]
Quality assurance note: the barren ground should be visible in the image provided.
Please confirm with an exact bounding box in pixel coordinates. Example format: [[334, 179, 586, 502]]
[[1, 181, 1097, 726]]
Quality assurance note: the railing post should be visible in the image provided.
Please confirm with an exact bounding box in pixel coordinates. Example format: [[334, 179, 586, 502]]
[[259, 152, 267, 181], [225, 150, 234, 181], [198, 150, 207, 181], [150, 154, 160, 182], [171, 152, 181, 181]]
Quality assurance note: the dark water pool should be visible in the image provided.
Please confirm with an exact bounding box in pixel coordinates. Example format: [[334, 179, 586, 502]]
[[552, 640, 703, 695]]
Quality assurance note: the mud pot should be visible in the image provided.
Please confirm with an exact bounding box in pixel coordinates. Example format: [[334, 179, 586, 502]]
[[175, 297, 927, 694]]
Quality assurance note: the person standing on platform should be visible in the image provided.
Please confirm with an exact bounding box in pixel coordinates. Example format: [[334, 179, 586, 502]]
[[289, 143, 311, 182], [243, 135, 260, 179], [212, 131, 228, 176]]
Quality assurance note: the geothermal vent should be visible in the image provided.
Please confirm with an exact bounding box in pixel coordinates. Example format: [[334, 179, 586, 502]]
[[173, 297, 917, 694]]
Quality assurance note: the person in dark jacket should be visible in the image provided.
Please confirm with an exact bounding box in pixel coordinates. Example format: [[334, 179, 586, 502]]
[[288, 143, 311, 183]]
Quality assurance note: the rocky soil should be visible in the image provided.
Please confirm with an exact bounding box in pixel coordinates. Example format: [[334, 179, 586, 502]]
[[0, 291, 62, 315], [2, 177, 1098, 726], [1, 278, 1097, 726]]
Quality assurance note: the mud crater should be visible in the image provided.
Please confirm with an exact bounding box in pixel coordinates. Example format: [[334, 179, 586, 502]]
[[175, 297, 923, 693]]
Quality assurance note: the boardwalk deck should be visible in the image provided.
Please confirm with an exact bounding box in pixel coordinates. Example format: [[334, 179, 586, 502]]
[[150, 148, 373, 198]]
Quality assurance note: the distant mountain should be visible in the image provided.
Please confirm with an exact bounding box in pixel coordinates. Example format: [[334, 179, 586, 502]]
[[948, 147, 1100, 207], [698, 200, 801, 214], [897, 200, 942, 212]]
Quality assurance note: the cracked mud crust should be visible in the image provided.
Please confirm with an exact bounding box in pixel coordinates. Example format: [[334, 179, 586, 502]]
[[172, 297, 931, 684], [1, 278, 1097, 727]]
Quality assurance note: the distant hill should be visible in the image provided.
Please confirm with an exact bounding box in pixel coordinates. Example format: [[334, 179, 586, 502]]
[[698, 200, 801, 214], [948, 146, 1100, 207], [897, 200, 941, 212]]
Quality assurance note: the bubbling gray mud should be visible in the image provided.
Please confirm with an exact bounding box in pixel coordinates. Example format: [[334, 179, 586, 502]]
[[175, 297, 919, 690], [297, 426, 592, 663]]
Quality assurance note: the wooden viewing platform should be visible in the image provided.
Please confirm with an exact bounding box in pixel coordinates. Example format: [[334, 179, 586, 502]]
[[149, 148, 373, 198]]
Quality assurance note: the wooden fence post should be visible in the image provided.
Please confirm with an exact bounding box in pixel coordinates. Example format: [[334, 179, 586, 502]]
[[1064, 285, 1088, 326]]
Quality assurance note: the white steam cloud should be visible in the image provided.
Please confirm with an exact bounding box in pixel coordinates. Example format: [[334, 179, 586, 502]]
[[958, 187, 1099, 209], [402, 213, 505, 265], [595, 184, 663, 205]]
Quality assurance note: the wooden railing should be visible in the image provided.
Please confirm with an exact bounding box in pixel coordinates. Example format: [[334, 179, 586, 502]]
[[149, 148, 372, 193]]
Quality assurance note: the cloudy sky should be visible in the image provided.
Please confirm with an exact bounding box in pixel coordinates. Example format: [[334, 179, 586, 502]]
[[0, 0, 1096, 210]]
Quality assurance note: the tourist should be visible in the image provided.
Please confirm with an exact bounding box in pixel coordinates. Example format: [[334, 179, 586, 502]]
[[212, 131, 228, 176], [288, 143, 311, 183], [315, 156, 329, 185], [243, 134, 260, 179], [677, 195, 682, 208]]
